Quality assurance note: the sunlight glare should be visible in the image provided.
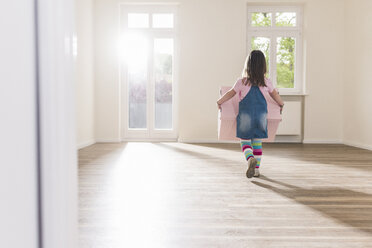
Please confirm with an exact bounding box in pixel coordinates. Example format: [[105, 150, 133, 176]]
[[108, 143, 173, 247], [120, 33, 148, 74], [128, 13, 149, 28], [154, 38, 173, 55]]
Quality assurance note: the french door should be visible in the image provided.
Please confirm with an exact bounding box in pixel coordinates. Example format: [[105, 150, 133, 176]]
[[120, 5, 178, 140]]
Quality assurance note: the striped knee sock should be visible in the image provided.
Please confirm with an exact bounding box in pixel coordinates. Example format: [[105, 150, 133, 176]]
[[240, 139, 253, 161], [252, 139, 262, 168]]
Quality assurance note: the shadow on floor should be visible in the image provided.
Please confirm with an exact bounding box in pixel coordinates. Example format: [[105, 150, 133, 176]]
[[187, 142, 241, 152], [155, 143, 372, 235], [153, 143, 249, 177], [253, 175, 372, 235], [154, 143, 242, 165], [191, 143, 372, 172]]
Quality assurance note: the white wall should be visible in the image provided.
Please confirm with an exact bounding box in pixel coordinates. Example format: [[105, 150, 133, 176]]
[[178, 0, 246, 142], [93, 0, 346, 143], [76, 0, 95, 148], [0, 1, 39, 247], [302, 0, 345, 143], [343, 0, 372, 149], [94, 0, 122, 142]]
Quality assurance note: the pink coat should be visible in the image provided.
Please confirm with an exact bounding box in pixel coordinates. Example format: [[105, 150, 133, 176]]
[[218, 86, 282, 142]]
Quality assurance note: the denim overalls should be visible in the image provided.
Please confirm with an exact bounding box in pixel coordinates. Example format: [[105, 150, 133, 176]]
[[236, 86, 268, 139]]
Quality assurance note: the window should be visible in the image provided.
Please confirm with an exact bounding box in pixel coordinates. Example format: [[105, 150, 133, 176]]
[[247, 6, 303, 94], [120, 5, 177, 140], [152, 14, 174, 28], [128, 13, 149, 28]]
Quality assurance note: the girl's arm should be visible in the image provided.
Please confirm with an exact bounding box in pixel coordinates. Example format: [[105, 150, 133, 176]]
[[269, 90, 285, 113], [217, 88, 236, 110]]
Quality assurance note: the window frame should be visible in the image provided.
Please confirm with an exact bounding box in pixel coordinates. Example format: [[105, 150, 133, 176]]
[[247, 5, 304, 95], [119, 4, 179, 141]]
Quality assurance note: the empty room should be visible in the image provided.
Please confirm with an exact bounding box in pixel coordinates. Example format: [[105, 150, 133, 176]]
[[2, 0, 372, 248]]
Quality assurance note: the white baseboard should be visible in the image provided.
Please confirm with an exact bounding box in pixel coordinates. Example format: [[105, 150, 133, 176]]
[[77, 139, 96, 150], [178, 137, 302, 144], [95, 138, 122, 143], [343, 141, 372, 151], [302, 139, 343, 144], [77, 138, 372, 151], [122, 138, 178, 142]]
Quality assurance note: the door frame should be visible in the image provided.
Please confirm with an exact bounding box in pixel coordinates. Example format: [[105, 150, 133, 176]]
[[35, 0, 78, 247], [119, 4, 179, 141]]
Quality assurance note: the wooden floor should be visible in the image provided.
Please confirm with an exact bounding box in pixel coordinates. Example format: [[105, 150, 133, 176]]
[[79, 143, 372, 248]]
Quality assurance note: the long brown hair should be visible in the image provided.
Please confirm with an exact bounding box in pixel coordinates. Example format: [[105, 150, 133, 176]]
[[242, 50, 267, 87]]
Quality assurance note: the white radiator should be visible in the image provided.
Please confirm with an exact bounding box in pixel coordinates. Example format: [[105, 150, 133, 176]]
[[276, 101, 302, 135]]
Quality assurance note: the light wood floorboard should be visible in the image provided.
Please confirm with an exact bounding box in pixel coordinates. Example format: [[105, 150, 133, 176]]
[[79, 143, 372, 248]]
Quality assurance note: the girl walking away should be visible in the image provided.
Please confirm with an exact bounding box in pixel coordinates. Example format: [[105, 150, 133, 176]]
[[217, 50, 284, 178]]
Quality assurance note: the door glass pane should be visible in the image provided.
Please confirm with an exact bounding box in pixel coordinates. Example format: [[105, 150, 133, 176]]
[[251, 37, 270, 74], [128, 13, 149, 28], [152, 14, 174, 28], [251, 12, 272, 27], [276, 12, 296, 27], [277, 37, 295, 88], [126, 34, 148, 128], [154, 39, 173, 129]]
